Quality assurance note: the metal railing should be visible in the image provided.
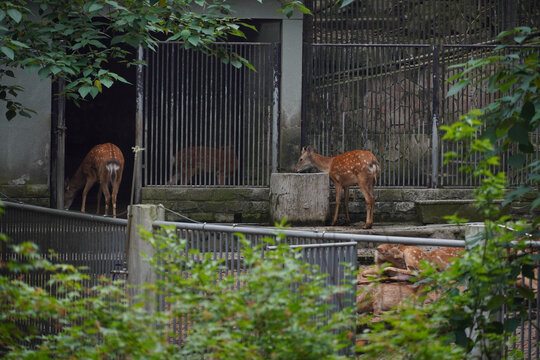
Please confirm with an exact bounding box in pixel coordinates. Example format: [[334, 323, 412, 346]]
[[1, 201, 537, 357], [0, 201, 127, 282]]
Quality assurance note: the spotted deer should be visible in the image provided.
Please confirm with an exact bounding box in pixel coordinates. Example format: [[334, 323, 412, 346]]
[[168, 146, 239, 185], [375, 244, 430, 271], [295, 146, 380, 229], [428, 247, 465, 271], [357, 282, 420, 314], [64, 143, 124, 218]]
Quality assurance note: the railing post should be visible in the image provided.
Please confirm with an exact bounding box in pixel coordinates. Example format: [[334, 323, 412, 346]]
[[134, 45, 144, 204], [126, 204, 164, 311], [431, 45, 440, 188]]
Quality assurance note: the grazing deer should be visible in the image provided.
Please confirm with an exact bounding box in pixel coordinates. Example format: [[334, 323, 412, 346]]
[[295, 146, 380, 229], [428, 247, 465, 271], [168, 146, 239, 185], [64, 143, 124, 218]]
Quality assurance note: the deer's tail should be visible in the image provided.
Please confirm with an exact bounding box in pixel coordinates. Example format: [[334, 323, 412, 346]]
[[106, 160, 121, 184], [369, 160, 381, 185]]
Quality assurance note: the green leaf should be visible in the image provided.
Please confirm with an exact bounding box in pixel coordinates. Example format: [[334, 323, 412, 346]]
[[188, 35, 200, 46], [446, 79, 470, 98], [6, 109, 16, 120], [100, 78, 113, 88], [340, 0, 355, 8], [508, 154, 525, 168], [508, 124, 530, 145], [521, 101, 535, 122], [78, 86, 92, 98], [529, 196, 540, 211], [7, 9, 22, 23], [1, 46, 15, 60]]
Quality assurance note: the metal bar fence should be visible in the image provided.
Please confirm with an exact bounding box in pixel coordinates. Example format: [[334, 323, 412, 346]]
[[302, 43, 540, 188], [0, 201, 128, 339], [153, 221, 539, 358], [142, 42, 279, 187], [152, 220, 359, 346], [0, 201, 127, 287], [307, 0, 539, 45], [0, 202, 537, 357], [302, 43, 434, 187]]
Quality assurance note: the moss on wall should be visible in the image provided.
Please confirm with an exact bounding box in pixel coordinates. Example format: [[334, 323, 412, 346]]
[[0, 185, 50, 207], [141, 187, 537, 225]]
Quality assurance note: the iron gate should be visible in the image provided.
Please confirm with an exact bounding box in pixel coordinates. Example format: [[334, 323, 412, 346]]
[[141, 42, 280, 187]]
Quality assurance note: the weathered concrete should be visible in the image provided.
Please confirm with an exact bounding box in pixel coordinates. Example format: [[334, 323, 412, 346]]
[[0, 184, 50, 206], [270, 173, 330, 224], [0, 69, 51, 185], [141, 187, 270, 223], [126, 204, 164, 311], [141, 186, 539, 226]]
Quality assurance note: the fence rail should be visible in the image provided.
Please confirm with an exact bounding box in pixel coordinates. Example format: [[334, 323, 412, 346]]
[[0, 201, 127, 281], [1, 202, 538, 357]]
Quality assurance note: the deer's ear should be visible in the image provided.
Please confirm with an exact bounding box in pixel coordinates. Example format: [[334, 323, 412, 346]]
[[306, 145, 312, 152]]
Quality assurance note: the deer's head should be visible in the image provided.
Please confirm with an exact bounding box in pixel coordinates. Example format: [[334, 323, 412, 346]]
[[295, 146, 314, 173], [63, 178, 77, 210]]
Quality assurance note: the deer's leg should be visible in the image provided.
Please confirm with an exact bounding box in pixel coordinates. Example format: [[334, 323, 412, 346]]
[[344, 186, 351, 225], [100, 183, 112, 216], [332, 182, 343, 226], [111, 168, 123, 218], [358, 175, 375, 229], [81, 178, 97, 213]]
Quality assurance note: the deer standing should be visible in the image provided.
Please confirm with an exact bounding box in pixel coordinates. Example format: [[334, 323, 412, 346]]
[[168, 146, 238, 185], [295, 146, 380, 229], [64, 143, 125, 218]]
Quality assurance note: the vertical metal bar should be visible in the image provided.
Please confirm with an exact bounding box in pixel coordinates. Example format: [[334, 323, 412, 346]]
[[51, 77, 66, 209], [272, 43, 280, 174], [431, 45, 440, 188]]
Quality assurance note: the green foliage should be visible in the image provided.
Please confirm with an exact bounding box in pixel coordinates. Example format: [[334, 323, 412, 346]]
[[145, 225, 355, 360], [0, 0, 308, 119], [1, 215, 354, 358], [358, 27, 540, 360]]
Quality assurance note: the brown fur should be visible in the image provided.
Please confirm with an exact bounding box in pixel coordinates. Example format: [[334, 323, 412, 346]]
[[357, 282, 418, 314], [64, 143, 124, 218], [168, 146, 238, 185], [375, 244, 429, 271], [295, 146, 380, 229], [428, 247, 465, 271]]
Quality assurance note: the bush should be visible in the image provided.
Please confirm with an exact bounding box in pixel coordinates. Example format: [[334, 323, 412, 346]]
[[1, 220, 355, 359]]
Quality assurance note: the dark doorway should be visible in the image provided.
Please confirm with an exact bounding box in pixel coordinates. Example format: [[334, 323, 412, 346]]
[[64, 59, 136, 218]]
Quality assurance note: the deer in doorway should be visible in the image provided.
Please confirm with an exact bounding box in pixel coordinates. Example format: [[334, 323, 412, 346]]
[[64, 143, 125, 218], [295, 146, 380, 229]]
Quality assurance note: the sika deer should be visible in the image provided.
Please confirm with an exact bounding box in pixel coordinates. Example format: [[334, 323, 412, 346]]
[[375, 244, 429, 271], [168, 146, 239, 185], [295, 146, 380, 229], [427, 247, 465, 271], [64, 143, 125, 218]]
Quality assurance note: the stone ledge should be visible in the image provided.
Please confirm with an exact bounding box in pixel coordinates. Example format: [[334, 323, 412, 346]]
[[415, 199, 506, 224]]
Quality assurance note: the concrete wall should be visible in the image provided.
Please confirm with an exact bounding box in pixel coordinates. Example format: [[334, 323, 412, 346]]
[[228, 0, 304, 172], [0, 69, 51, 186], [141, 186, 538, 226]]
